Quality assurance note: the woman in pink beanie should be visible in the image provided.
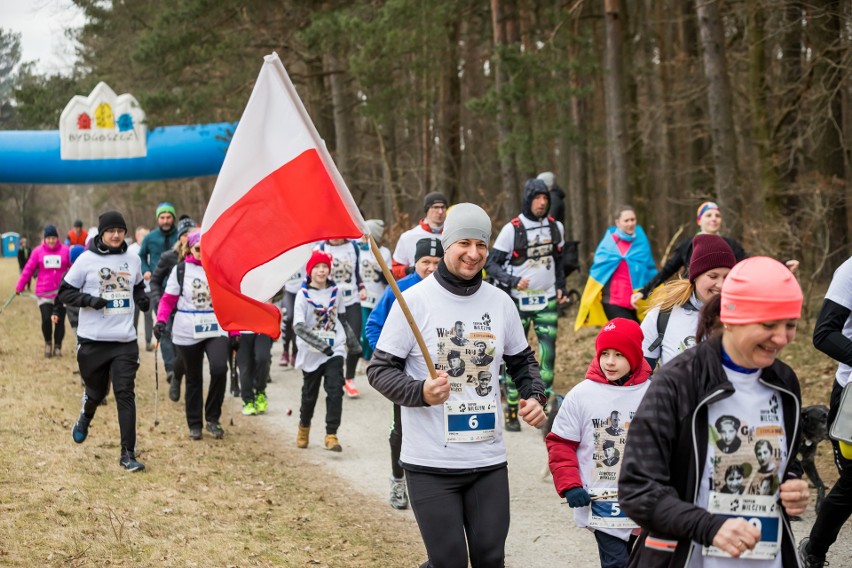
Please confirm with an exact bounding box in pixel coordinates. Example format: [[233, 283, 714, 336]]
[[618, 257, 810, 567]]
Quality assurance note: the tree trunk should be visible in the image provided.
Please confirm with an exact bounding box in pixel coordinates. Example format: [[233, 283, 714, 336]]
[[437, 18, 462, 203], [696, 0, 741, 239], [746, 0, 780, 214], [490, 0, 520, 218], [325, 54, 353, 183], [603, 0, 630, 212]]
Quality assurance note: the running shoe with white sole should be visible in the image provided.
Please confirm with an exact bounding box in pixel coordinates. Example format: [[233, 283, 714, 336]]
[[343, 379, 360, 398]]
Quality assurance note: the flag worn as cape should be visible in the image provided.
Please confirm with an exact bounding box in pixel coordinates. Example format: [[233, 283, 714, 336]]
[[201, 53, 367, 338], [574, 225, 657, 331]]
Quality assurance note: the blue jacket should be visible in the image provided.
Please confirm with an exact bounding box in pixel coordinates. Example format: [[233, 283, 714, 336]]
[[365, 271, 422, 349], [139, 226, 178, 274]]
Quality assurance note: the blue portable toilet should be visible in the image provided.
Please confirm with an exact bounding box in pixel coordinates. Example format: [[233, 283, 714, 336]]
[[2, 232, 20, 257]]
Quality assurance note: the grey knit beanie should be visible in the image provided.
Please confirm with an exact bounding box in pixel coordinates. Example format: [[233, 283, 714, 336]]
[[365, 219, 385, 241], [536, 171, 555, 190], [440, 203, 491, 249]]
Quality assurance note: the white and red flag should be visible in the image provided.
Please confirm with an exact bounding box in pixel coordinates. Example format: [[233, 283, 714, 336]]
[[201, 52, 367, 338]]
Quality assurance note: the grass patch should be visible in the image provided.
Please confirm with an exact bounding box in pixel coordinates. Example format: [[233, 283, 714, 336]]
[[0, 258, 422, 567]]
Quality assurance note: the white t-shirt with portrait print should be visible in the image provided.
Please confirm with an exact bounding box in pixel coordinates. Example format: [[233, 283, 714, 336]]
[[164, 262, 227, 346], [293, 284, 347, 373], [689, 366, 788, 568], [825, 256, 852, 387], [63, 250, 143, 343], [491, 214, 565, 303], [316, 241, 360, 307], [549, 378, 651, 541], [376, 275, 528, 469], [358, 243, 391, 309]]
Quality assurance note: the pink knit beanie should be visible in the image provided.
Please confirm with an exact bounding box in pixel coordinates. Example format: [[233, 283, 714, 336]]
[[720, 257, 802, 324]]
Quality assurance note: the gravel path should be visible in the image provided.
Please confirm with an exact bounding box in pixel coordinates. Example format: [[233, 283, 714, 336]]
[[245, 346, 851, 567]]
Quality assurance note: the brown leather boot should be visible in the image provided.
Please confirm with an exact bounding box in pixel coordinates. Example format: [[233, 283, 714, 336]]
[[324, 434, 342, 452], [296, 423, 310, 448]]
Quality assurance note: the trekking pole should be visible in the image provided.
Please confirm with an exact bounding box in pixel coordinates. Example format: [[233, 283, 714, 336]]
[[153, 339, 160, 428]]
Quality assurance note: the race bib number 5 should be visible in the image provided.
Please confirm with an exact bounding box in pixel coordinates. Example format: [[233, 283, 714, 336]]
[[587, 490, 638, 530]]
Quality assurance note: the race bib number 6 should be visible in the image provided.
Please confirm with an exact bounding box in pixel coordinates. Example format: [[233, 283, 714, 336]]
[[444, 399, 498, 443]]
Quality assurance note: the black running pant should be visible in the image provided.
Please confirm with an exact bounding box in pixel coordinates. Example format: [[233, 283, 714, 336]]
[[602, 303, 638, 322], [405, 466, 510, 568], [177, 337, 229, 429], [299, 356, 344, 435], [77, 340, 139, 453], [237, 333, 272, 403], [342, 303, 362, 380], [808, 380, 852, 557], [390, 403, 404, 479], [281, 290, 297, 355], [39, 302, 65, 346]]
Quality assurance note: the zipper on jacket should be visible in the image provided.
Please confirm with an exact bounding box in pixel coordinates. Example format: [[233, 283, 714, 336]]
[[759, 378, 803, 568], [684, 387, 729, 567]]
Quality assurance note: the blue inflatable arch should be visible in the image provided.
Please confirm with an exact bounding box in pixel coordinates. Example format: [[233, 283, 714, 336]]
[[0, 123, 234, 184]]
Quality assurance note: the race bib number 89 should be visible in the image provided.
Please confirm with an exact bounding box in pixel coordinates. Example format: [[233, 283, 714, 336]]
[[102, 291, 131, 316]]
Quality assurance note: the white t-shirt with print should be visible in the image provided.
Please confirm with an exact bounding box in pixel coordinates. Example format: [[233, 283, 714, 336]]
[[63, 250, 143, 342], [826, 256, 852, 387], [376, 275, 528, 469], [293, 285, 347, 373], [164, 262, 227, 346], [550, 378, 651, 540], [641, 296, 703, 367], [358, 243, 391, 309], [317, 241, 360, 307], [393, 224, 440, 269], [491, 214, 565, 302], [689, 367, 788, 568]]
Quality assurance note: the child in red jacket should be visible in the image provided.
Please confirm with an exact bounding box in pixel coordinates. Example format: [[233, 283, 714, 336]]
[[545, 318, 652, 568]]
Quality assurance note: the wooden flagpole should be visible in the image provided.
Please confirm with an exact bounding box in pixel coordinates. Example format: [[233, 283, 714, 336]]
[[368, 234, 438, 380]]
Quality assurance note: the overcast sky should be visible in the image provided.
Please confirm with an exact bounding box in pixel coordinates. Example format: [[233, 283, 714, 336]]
[[2, 0, 85, 75]]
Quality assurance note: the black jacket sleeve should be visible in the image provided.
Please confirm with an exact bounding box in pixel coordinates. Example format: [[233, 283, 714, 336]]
[[150, 251, 177, 304], [640, 238, 690, 298], [57, 281, 97, 308], [618, 374, 727, 546], [293, 322, 332, 354], [813, 298, 852, 366], [504, 346, 546, 400], [367, 349, 428, 407], [484, 249, 521, 291], [133, 281, 150, 312]]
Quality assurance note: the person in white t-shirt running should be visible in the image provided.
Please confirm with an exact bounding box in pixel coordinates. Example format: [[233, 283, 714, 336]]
[[547, 318, 652, 568], [58, 211, 149, 472], [390, 192, 447, 279], [368, 203, 547, 568]]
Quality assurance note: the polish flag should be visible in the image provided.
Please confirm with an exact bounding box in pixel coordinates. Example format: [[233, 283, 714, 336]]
[[201, 52, 367, 338]]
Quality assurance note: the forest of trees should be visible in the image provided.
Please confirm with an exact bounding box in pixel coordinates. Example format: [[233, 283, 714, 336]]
[[1, 0, 850, 283]]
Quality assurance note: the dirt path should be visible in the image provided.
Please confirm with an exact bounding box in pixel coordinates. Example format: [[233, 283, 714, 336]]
[[241, 344, 851, 568]]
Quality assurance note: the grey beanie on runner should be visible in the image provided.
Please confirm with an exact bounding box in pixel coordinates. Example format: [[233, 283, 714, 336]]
[[536, 171, 555, 190], [440, 203, 491, 249], [365, 219, 385, 241]]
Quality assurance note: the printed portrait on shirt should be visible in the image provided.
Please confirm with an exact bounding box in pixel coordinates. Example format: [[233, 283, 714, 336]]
[[359, 257, 382, 283], [590, 408, 633, 481], [98, 266, 131, 294], [332, 258, 354, 285], [714, 415, 742, 454], [190, 277, 212, 310], [435, 315, 496, 395]]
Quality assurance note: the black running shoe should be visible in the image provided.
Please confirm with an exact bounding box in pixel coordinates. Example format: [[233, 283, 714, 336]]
[[119, 451, 145, 472], [205, 421, 225, 439], [72, 412, 92, 444], [799, 538, 829, 567], [189, 428, 202, 440]]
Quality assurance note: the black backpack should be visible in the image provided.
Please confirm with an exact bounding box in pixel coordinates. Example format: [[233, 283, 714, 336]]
[[508, 216, 562, 266]]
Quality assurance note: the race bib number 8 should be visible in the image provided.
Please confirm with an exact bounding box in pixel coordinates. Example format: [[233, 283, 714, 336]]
[[192, 312, 220, 339], [444, 400, 497, 443], [102, 291, 131, 315]]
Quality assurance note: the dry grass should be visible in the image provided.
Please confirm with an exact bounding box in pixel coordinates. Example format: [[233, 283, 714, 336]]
[[0, 258, 422, 567]]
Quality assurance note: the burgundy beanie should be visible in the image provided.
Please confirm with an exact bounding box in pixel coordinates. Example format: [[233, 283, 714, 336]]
[[720, 257, 802, 324], [596, 318, 644, 373], [689, 234, 736, 282], [306, 250, 333, 278]]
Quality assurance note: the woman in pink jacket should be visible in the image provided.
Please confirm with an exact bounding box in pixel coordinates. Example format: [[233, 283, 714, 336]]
[[16, 225, 71, 357]]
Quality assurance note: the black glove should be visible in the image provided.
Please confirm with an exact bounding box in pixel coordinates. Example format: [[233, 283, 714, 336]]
[[87, 296, 108, 310], [564, 487, 591, 508], [153, 321, 167, 340], [322, 345, 334, 357], [229, 335, 241, 351], [136, 295, 150, 313]]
